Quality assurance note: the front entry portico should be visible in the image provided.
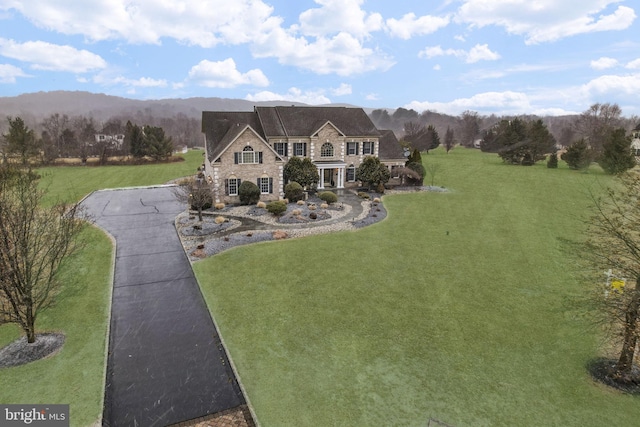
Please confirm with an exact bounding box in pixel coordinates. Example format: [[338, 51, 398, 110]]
[[315, 161, 345, 189]]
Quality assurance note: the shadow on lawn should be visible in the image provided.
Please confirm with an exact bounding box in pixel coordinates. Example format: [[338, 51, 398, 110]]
[[587, 358, 640, 395]]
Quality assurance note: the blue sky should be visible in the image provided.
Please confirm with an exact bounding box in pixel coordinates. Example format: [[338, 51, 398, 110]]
[[1, 0, 639, 116]]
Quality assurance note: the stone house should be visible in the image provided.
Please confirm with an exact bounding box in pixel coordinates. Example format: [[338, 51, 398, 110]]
[[202, 106, 405, 204]]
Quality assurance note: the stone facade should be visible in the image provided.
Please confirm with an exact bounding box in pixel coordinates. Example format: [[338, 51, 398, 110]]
[[202, 107, 406, 203]]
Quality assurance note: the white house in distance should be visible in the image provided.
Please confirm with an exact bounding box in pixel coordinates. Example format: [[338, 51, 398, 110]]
[[201, 106, 405, 204], [631, 124, 640, 156]]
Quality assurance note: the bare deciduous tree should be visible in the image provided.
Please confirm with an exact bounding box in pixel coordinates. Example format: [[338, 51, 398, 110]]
[[172, 174, 213, 222], [0, 167, 85, 343], [584, 172, 640, 383]]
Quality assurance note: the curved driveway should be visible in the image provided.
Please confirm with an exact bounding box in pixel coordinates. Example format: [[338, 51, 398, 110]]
[[82, 186, 245, 427]]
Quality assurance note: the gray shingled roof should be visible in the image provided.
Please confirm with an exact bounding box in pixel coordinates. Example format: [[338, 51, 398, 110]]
[[202, 111, 264, 162], [255, 106, 380, 138], [378, 129, 405, 160]]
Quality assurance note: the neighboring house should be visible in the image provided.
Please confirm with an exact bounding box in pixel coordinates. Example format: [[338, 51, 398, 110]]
[[202, 106, 405, 204], [631, 124, 640, 157], [94, 133, 125, 150]]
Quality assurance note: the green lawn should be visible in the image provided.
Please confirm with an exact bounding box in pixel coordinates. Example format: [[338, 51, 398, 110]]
[[0, 151, 202, 426], [0, 226, 113, 426], [37, 149, 204, 205], [194, 148, 640, 426]]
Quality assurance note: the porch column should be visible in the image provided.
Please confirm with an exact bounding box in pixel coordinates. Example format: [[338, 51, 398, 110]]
[[337, 167, 344, 188], [317, 167, 324, 189]]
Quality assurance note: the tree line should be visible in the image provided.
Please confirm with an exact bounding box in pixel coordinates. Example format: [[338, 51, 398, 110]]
[[1, 114, 179, 165]]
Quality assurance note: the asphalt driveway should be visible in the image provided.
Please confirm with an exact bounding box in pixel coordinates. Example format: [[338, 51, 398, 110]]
[[81, 186, 245, 427]]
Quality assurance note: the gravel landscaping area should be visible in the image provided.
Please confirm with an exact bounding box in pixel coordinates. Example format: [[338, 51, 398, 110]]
[[176, 187, 449, 261]]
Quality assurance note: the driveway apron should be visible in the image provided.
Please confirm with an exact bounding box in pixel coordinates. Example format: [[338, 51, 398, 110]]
[[82, 187, 245, 427]]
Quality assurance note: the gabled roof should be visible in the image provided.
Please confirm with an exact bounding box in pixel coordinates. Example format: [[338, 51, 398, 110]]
[[377, 130, 405, 160], [202, 111, 266, 162], [255, 106, 380, 138]]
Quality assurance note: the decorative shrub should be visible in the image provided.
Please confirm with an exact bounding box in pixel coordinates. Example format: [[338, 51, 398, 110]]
[[297, 200, 305, 206], [318, 191, 338, 204], [239, 181, 260, 205], [292, 209, 302, 215], [358, 192, 370, 199], [320, 203, 329, 209], [373, 197, 381, 203], [214, 216, 225, 224], [214, 202, 225, 210], [308, 204, 317, 210], [376, 182, 385, 194], [266, 200, 288, 216], [284, 181, 305, 202], [309, 212, 317, 220], [256, 201, 267, 209]]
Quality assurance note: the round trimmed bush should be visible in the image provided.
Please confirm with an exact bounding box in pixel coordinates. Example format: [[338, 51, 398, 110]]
[[318, 191, 338, 204], [266, 200, 287, 216], [214, 202, 225, 210], [285, 181, 304, 202], [256, 201, 267, 209], [214, 216, 225, 224], [239, 181, 260, 205]]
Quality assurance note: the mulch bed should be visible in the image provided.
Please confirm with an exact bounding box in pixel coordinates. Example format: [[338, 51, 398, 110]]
[[0, 333, 65, 368], [587, 358, 640, 394]]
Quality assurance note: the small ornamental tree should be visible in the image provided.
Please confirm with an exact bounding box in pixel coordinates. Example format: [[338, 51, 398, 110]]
[[283, 157, 319, 189], [583, 172, 640, 385], [172, 176, 212, 221], [597, 128, 636, 175], [547, 152, 558, 168], [356, 156, 390, 190], [239, 180, 261, 205], [444, 126, 455, 153], [0, 166, 85, 343], [561, 138, 593, 170]]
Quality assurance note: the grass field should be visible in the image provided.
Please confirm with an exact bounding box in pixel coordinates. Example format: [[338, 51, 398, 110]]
[[0, 226, 113, 426], [0, 151, 202, 426], [193, 148, 640, 426], [36, 149, 204, 205]]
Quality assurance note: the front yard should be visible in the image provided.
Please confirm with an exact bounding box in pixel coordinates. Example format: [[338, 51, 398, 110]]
[[193, 148, 640, 426]]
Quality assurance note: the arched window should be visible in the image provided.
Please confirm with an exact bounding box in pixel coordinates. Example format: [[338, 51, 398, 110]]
[[242, 146, 255, 164], [321, 142, 334, 157]]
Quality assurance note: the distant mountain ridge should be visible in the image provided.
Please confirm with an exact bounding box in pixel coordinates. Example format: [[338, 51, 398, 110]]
[[0, 91, 374, 125]]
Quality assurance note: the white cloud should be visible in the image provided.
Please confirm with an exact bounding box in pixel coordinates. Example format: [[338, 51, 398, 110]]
[[251, 29, 394, 76], [405, 91, 533, 115], [246, 87, 331, 105], [0, 63, 28, 83], [385, 12, 450, 39], [419, 43, 500, 63], [187, 59, 269, 89], [0, 0, 278, 47], [331, 83, 352, 96], [298, 0, 383, 39], [590, 57, 619, 70], [0, 38, 106, 72], [581, 73, 640, 97], [466, 44, 501, 63], [0, 0, 393, 77], [626, 58, 640, 69], [456, 1, 637, 44], [365, 93, 380, 101], [433, 64, 441, 71]]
